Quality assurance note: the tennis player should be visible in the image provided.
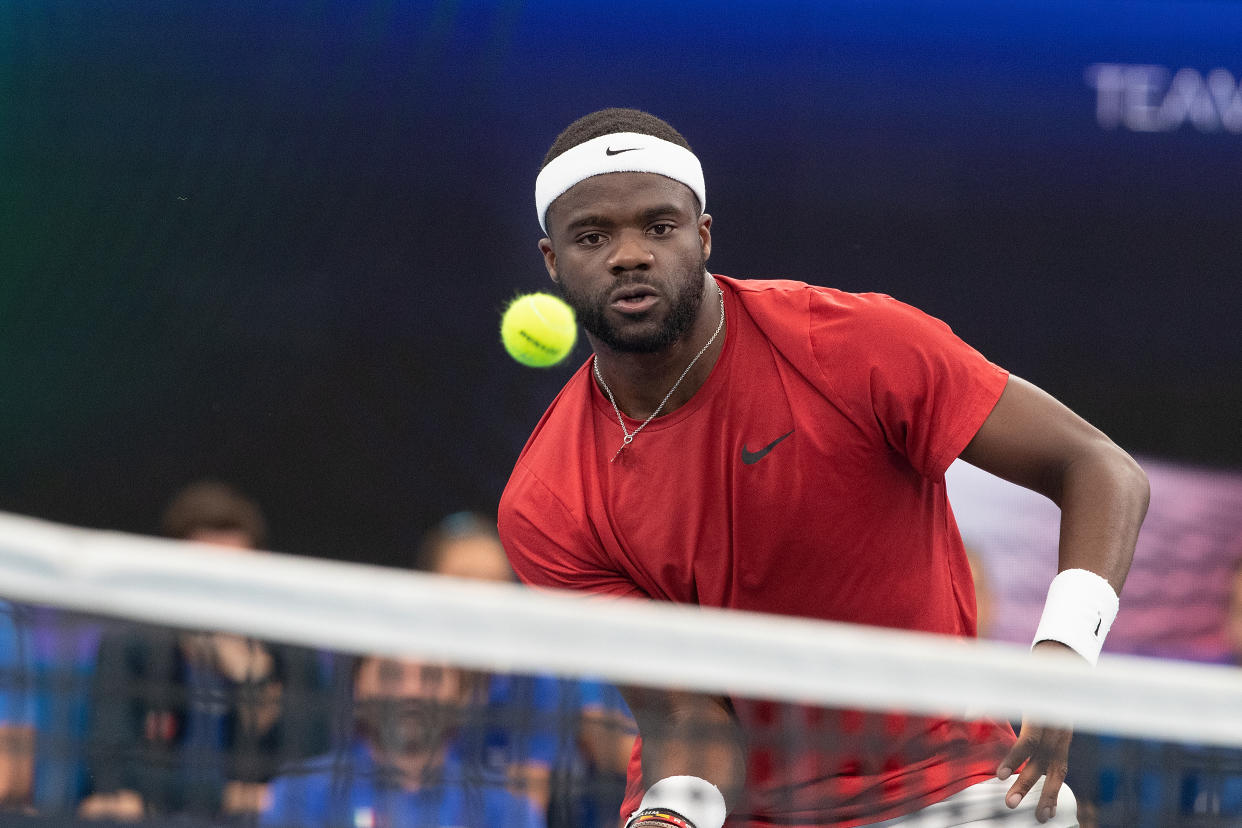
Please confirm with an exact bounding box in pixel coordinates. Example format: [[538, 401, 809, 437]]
[[498, 108, 1150, 828]]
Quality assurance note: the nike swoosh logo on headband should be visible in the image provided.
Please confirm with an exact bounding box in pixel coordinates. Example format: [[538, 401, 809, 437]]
[[605, 146, 641, 155]]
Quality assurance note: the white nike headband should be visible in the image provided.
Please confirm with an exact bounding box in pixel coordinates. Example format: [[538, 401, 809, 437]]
[[535, 132, 706, 233]]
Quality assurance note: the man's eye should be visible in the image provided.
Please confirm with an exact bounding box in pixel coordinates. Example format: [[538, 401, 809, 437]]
[[649, 223, 674, 236], [578, 232, 604, 245]]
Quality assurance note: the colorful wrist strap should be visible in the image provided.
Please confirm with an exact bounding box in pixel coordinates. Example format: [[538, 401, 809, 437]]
[[627, 809, 696, 828]]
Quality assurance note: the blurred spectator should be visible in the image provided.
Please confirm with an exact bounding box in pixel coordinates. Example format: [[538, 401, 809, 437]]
[[417, 511, 637, 828], [79, 481, 330, 822], [0, 600, 35, 810], [26, 603, 100, 815], [261, 654, 543, 827], [1178, 558, 1242, 816]]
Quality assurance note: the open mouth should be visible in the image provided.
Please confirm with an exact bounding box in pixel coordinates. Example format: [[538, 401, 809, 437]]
[[610, 285, 659, 313]]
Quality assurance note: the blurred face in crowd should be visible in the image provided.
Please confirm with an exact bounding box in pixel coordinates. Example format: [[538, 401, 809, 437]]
[[354, 656, 474, 762], [432, 533, 515, 583]]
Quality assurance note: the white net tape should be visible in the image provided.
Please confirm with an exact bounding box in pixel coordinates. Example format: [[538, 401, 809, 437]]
[[1, 510, 1238, 748]]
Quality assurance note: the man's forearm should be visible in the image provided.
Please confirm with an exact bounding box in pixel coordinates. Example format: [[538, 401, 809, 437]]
[[959, 375, 1150, 591], [1051, 440, 1149, 591], [620, 687, 746, 812]]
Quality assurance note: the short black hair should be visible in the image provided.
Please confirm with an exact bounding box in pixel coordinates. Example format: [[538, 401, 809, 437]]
[[541, 107, 693, 170]]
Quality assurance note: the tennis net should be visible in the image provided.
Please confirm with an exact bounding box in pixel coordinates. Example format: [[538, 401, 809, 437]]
[[1, 509, 1240, 827]]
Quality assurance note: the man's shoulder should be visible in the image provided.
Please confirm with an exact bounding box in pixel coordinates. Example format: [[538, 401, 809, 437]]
[[717, 274, 929, 364], [272, 742, 373, 784], [718, 274, 952, 350], [262, 748, 358, 825], [718, 274, 901, 314]]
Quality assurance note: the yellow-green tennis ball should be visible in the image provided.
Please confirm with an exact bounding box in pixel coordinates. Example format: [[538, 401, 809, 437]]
[[500, 292, 577, 367]]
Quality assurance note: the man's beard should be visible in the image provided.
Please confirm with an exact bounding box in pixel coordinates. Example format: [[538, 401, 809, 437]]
[[556, 254, 708, 354], [356, 698, 462, 758]]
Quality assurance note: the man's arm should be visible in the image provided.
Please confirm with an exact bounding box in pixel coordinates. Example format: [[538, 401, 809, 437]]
[[617, 686, 746, 827], [959, 374, 1150, 822], [960, 375, 1148, 591]]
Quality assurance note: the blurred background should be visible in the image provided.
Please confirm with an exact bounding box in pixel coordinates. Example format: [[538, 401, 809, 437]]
[[4, 0, 1240, 589], [3, 5, 1242, 823]]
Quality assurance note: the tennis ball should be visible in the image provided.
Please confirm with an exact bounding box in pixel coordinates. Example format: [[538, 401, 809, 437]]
[[500, 292, 577, 367]]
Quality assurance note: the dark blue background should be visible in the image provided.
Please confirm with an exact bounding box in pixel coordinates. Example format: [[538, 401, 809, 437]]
[[3, 0, 1240, 565]]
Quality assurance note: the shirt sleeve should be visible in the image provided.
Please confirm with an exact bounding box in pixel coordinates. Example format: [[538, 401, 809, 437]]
[[807, 289, 1009, 479], [499, 463, 648, 600]]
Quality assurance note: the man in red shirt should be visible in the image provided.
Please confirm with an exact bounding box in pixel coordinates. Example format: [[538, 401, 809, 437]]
[[499, 108, 1150, 828]]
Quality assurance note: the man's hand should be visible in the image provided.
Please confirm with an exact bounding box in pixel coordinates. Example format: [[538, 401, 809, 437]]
[[997, 717, 1072, 823], [996, 640, 1080, 824]]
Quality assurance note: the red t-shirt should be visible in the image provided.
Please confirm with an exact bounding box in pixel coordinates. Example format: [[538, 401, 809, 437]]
[[499, 276, 1014, 827]]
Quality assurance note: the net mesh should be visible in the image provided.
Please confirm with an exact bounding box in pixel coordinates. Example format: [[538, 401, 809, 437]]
[[1, 510, 1241, 828]]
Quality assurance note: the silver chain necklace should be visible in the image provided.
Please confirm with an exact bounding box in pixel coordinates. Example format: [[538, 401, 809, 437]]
[[593, 285, 725, 462]]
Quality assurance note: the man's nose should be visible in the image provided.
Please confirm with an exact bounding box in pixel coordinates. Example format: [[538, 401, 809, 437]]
[[607, 229, 654, 273]]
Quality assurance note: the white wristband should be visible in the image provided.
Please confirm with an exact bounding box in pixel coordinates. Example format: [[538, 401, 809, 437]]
[[1032, 568, 1120, 666], [626, 776, 727, 828]]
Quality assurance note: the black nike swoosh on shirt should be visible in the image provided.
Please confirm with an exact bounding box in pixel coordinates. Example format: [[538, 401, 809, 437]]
[[605, 147, 641, 155], [742, 430, 795, 465]]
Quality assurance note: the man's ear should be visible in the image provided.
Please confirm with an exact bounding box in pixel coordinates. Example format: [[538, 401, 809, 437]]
[[538, 237, 558, 283], [699, 213, 713, 262]]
